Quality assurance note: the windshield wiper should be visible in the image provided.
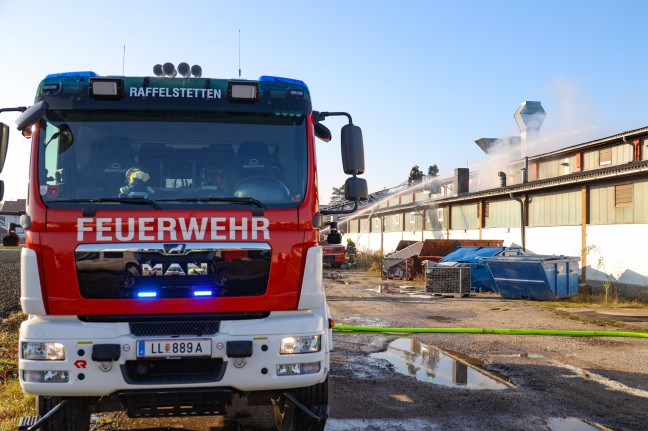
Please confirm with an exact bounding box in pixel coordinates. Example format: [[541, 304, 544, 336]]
[[53, 198, 162, 211], [156, 197, 266, 215]]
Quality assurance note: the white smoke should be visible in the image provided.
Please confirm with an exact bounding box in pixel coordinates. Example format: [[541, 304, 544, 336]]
[[469, 79, 618, 193]]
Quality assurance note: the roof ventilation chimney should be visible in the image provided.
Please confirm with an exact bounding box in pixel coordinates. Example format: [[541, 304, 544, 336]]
[[454, 168, 469, 196], [498, 171, 507, 187], [514, 101, 546, 159]]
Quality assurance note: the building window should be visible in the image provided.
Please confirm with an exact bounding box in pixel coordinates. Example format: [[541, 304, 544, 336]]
[[615, 184, 633, 208], [599, 148, 612, 166]]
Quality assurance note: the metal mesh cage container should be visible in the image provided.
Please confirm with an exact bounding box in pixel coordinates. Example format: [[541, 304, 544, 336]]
[[426, 266, 472, 297]]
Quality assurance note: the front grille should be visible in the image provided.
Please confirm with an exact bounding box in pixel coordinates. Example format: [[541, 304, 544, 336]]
[[75, 244, 271, 299], [118, 388, 233, 417], [122, 358, 226, 384], [129, 321, 220, 336]]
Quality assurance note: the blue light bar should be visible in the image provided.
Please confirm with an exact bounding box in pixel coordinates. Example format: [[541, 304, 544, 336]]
[[137, 291, 157, 298], [44, 71, 98, 79], [193, 290, 214, 297], [259, 75, 308, 91]]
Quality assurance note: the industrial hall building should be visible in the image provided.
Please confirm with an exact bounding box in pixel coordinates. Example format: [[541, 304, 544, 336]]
[[340, 102, 648, 291]]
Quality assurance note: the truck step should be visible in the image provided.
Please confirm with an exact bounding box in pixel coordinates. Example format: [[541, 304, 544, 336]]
[[18, 415, 40, 431], [118, 388, 233, 418]]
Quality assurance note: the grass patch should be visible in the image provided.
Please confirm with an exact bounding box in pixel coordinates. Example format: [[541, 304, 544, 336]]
[[0, 312, 33, 431], [356, 251, 384, 273], [0, 379, 34, 431], [0, 313, 25, 379]]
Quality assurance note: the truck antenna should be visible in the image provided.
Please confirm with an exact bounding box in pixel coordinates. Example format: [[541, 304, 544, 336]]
[[238, 30, 241, 78], [122, 45, 126, 75]]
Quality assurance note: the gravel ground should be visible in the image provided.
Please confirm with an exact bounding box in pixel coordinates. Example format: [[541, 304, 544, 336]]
[[0, 247, 21, 318], [3, 249, 648, 430], [326, 271, 648, 431]]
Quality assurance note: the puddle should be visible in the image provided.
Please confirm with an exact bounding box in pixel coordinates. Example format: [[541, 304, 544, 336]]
[[547, 417, 603, 431], [371, 337, 513, 390]]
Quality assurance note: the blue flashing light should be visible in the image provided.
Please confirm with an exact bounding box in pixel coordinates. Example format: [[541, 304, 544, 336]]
[[259, 75, 308, 91], [193, 290, 214, 297], [44, 71, 98, 79], [137, 291, 157, 298]]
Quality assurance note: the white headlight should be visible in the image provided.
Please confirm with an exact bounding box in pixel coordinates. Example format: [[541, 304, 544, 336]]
[[276, 361, 321, 376], [22, 370, 69, 383], [22, 342, 66, 360], [280, 335, 321, 354]]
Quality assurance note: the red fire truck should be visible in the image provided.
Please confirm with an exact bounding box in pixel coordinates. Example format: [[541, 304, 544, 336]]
[[320, 222, 346, 268], [0, 63, 367, 431]]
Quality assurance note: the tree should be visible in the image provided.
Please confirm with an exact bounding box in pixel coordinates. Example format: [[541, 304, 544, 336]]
[[427, 164, 439, 177], [330, 184, 345, 203], [426, 164, 441, 194], [408, 165, 423, 186]]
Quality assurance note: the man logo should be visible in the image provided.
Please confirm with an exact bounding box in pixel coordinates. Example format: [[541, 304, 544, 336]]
[[164, 244, 186, 254], [142, 262, 208, 276]]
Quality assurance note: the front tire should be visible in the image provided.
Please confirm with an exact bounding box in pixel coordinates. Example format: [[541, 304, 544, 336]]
[[36, 396, 91, 431], [273, 377, 328, 431]]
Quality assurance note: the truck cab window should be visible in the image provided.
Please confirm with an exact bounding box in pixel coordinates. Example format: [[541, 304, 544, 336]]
[[38, 113, 307, 207]]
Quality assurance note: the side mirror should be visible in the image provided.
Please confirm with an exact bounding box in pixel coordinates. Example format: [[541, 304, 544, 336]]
[[0, 180, 4, 201], [16, 101, 48, 132], [314, 123, 332, 142], [344, 176, 368, 201], [341, 124, 364, 175], [0, 123, 8, 173]]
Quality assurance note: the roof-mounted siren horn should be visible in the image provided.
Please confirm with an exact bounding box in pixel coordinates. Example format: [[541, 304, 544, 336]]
[[153, 64, 164, 77], [191, 65, 202, 78], [162, 62, 177, 78], [178, 62, 191, 78]]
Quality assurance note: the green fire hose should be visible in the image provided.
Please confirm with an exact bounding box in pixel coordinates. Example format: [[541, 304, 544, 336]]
[[333, 324, 648, 339]]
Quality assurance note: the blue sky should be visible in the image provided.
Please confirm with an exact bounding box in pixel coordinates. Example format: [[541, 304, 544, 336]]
[[2, 0, 648, 204]]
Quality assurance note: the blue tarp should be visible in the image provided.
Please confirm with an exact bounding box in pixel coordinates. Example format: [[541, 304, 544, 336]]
[[440, 246, 512, 263], [438, 246, 525, 292]]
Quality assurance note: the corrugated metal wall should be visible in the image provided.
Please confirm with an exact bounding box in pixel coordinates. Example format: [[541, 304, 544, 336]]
[[384, 213, 402, 232], [451, 203, 478, 229], [529, 190, 581, 226], [485, 199, 522, 228], [590, 180, 648, 224], [583, 144, 633, 170], [404, 211, 423, 231]]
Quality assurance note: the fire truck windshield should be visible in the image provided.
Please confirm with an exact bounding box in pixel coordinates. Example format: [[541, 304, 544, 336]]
[[37, 111, 307, 208]]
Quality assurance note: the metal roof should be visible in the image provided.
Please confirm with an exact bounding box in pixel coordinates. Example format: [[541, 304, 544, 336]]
[[528, 125, 648, 161], [364, 160, 648, 216]]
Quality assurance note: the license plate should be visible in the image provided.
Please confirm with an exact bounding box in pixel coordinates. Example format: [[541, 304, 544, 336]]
[[136, 339, 212, 358]]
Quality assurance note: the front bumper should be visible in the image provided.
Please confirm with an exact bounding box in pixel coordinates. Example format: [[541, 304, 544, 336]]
[[19, 311, 330, 397]]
